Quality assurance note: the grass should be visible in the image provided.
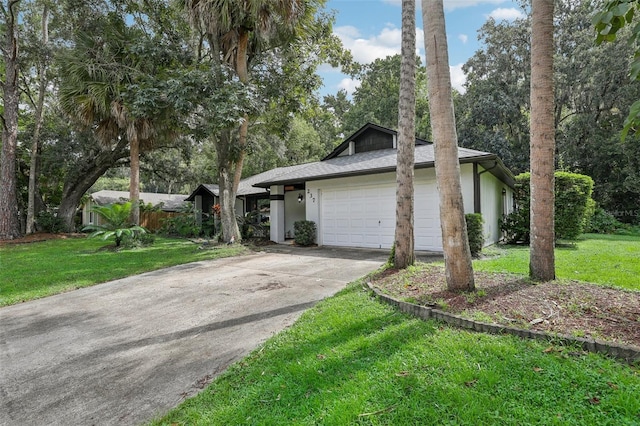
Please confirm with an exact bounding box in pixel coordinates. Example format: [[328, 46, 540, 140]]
[[474, 233, 640, 291], [152, 283, 640, 425], [0, 236, 246, 306]]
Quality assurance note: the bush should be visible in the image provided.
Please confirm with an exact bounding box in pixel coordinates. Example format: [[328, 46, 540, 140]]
[[294, 220, 316, 246], [160, 204, 201, 238], [555, 172, 594, 239], [501, 172, 594, 243], [238, 211, 268, 239], [500, 174, 530, 243], [36, 210, 65, 233], [465, 213, 484, 257], [586, 206, 629, 234], [82, 202, 147, 247]]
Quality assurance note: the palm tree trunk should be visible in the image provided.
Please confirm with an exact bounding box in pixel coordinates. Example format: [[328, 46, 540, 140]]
[[232, 28, 250, 194], [529, 0, 556, 281], [423, 0, 475, 291], [0, 0, 22, 240], [394, 0, 416, 269], [129, 135, 140, 226]]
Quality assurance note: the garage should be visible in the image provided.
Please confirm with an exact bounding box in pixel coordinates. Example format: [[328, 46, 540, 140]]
[[320, 180, 443, 251], [321, 184, 396, 249]]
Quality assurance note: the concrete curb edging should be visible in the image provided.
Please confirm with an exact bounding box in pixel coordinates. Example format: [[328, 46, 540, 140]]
[[365, 282, 640, 364]]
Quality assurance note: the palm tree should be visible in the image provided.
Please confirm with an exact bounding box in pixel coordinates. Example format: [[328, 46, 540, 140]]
[[422, 0, 475, 291], [59, 15, 167, 226], [529, 0, 556, 281], [394, 0, 416, 269], [182, 0, 309, 242], [83, 202, 147, 248]]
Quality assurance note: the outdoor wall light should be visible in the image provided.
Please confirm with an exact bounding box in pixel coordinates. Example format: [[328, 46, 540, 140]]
[[297, 193, 304, 203]]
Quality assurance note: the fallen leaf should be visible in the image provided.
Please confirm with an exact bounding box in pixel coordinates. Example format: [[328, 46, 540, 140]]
[[588, 397, 600, 405], [530, 318, 544, 325], [533, 367, 543, 372], [543, 346, 554, 353]]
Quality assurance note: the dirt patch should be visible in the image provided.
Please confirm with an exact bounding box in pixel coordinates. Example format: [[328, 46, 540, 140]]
[[0, 232, 85, 247], [371, 265, 640, 348]]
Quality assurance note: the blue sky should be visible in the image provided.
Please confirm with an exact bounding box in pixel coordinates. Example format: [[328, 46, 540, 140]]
[[319, 0, 524, 96]]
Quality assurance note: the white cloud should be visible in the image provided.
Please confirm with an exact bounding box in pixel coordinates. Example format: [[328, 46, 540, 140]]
[[334, 25, 425, 65], [450, 63, 466, 93], [458, 33, 468, 44], [338, 77, 361, 95], [487, 7, 525, 20]]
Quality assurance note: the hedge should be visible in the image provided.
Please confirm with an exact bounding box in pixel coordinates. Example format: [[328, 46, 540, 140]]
[[465, 213, 484, 257], [501, 171, 594, 243]]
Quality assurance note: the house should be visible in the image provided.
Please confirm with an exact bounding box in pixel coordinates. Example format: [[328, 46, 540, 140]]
[[185, 163, 311, 227], [82, 190, 189, 229], [251, 123, 515, 251]]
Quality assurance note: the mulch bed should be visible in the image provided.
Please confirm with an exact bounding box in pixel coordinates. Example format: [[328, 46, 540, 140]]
[[371, 265, 640, 348], [0, 232, 85, 247]]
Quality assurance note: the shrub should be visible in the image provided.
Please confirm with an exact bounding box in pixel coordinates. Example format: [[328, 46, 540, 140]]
[[238, 211, 268, 239], [160, 204, 201, 238], [83, 202, 147, 247], [294, 220, 316, 246], [501, 172, 594, 243], [36, 210, 65, 233], [586, 206, 629, 234], [555, 172, 594, 239], [500, 174, 531, 243], [465, 213, 484, 257]]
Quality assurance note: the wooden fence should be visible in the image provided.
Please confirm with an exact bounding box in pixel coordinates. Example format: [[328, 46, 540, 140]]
[[140, 211, 180, 232]]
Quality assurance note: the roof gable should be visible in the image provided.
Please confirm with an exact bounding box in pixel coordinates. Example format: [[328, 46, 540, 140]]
[[323, 122, 429, 160]]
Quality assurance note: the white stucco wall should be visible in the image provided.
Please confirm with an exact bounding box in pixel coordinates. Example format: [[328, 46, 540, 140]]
[[460, 163, 475, 214], [479, 167, 514, 245], [284, 190, 306, 238]]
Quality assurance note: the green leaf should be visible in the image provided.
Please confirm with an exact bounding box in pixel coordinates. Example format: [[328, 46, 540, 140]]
[[621, 99, 640, 140]]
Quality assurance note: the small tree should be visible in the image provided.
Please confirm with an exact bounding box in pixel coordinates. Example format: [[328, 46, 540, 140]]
[[83, 202, 147, 247]]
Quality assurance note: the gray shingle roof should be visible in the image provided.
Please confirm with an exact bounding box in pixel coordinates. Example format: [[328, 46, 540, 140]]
[[89, 190, 189, 211], [187, 163, 313, 200], [254, 145, 506, 187]]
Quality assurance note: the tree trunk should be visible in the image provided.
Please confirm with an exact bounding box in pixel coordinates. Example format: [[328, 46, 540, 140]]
[[423, 0, 475, 291], [394, 0, 416, 269], [129, 135, 140, 225], [529, 0, 556, 281], [0, 0, 22, 240], [214, 130, 240, 243], [26, 3, 49, 234], [232, 28, 250, 194], [58, 138, 129, 232]]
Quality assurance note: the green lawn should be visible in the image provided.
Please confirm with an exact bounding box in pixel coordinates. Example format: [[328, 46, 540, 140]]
[[0, 236, 246, 306], [474, 233, 640, 290], [152, 283, 640, 425]]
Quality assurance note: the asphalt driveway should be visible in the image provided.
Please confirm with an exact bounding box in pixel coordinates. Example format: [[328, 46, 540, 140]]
[[0, 247, 385, 426]]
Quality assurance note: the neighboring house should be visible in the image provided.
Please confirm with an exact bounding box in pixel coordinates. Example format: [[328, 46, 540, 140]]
[[186, 163, 311, 227], [251, 123, 515, 251], [82, 190, 189, 228]]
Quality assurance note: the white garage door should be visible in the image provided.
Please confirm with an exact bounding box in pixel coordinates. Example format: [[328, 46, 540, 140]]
[[321, 182, 443, 251]]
